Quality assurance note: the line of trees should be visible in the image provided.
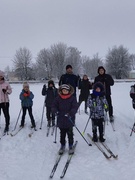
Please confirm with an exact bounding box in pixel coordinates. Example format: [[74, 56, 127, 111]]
[[5, 43, 135, 80]]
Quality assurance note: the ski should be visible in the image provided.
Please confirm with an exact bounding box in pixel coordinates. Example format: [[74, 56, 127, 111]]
[[10, 126, 24, 137], [0, 131, 9, 139], [87, 133, 111, 159], [28, 128, 37, 137], [100, 142, 118, 159], [49, 151, 63, 178], [60, 141, 78, 179]]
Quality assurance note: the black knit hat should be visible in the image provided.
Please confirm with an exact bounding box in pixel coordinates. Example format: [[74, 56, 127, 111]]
[[66, 65, 72, 70], [93, 82, 104, 92], [48, 80, 54, 86], [97, 66, 106, 74]]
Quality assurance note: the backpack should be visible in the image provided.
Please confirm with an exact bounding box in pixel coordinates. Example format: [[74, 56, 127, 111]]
[[130, 85, 135, 109]]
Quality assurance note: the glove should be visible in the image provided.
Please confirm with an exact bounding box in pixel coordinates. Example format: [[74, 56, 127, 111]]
[[64, 113, 69, 117], [104, 104, 108, 112], [23, 92, 30, 97], [2, 89, 6, 94]]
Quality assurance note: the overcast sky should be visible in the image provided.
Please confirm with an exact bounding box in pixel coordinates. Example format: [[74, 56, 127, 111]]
[[0, 0, 135, 71]]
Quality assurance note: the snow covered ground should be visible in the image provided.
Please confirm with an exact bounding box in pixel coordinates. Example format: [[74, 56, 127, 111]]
[[0, 82, 135, 180]]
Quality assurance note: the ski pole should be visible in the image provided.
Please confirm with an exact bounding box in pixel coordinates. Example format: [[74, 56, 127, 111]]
[[53, 125, 58, 143], [69, 117, 92, 146], [130, 110, 135, 136], [13, 108, 22, 131], [39, 98, 46, 129], [82, 115, 91, 136]]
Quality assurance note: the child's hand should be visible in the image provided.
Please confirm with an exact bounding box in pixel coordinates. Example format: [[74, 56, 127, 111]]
[[23, 92, 30, 97]]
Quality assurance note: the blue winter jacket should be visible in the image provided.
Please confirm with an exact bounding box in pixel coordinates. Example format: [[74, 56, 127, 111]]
[[20, 89, 34, 107]]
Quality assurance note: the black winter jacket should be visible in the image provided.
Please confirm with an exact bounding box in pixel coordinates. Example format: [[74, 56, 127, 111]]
[[94, 74, 114, 96], [42, 85, 57, 107]]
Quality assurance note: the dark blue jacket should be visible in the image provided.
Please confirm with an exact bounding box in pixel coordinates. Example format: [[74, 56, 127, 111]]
[[20, 89, 34, 107], [52, 86, 78, 128]]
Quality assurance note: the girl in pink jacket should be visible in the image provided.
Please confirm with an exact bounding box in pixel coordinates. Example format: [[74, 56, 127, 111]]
[[0, 70, 12, 133]]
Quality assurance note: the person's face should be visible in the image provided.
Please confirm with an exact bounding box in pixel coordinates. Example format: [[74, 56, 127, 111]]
[[62, 89, 69, 94], [99, 68, 104, 75], [24, 86, 29, 91], [49, 84, 53, 87], [83, 75, 88, 80], [66, 68, 72, 74], [95, 87, 101, 92]]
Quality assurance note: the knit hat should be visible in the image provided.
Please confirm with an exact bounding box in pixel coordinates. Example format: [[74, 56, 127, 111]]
[[23, 82, 29, 88], [0, 70, 5, 77], [66, 65, 72, 70], [60, 84, 70, 91], [97, 66, 106, 74], [48, 80, 54, 87], [93, 82, 104, 92]]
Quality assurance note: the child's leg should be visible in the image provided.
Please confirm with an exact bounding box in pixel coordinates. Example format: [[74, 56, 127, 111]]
[[60, 128, 67, 146], [21, 107, 27, 126], [1, 102, 10, 130], [98, 118, 105, 142], [51, 112, 55, 126], [46, 107, 51, 126], [67, 127, 74, 147], [92, 119, 98, 142], [28, 107, 36, 127]]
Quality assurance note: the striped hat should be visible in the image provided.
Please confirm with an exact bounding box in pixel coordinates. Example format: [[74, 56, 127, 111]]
[[60, 84, 70, 91]]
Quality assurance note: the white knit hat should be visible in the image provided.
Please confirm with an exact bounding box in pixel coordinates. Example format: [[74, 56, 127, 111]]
[[60, 84, 70, 91], [23, 82, 29, 88]]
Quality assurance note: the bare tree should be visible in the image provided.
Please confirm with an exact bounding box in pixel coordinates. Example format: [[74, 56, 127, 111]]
[[82, 53, 103, 79], [65, 47, 81, 75], [50, 42, 67, 79], [13, 47, 33, 80], [130, 54, 135, 70], [36, 48, 54, 79], [106, 45, 131, 79]]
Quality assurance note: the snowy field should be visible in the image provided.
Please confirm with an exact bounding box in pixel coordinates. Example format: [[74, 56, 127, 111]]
[[0, 82, 135, 180]]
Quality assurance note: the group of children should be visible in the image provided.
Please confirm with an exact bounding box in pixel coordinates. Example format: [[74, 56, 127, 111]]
[[0, 69, 110, 155]]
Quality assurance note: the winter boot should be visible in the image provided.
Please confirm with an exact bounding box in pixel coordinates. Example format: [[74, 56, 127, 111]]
[[20, 120, 24, 128], [59, 145, 65, 155], [99, 134, 106, 142], [69, 145, 74, 155], [110, 116, 114, 122], [4, 125, 9, 133], [92, 133, 98, 142]]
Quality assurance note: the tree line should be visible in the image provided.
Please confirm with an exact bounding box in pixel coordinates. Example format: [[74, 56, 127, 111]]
[[4, 42, 135, 80]]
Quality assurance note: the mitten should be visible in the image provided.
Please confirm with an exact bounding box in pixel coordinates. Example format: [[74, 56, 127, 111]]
[[104, 104, 108, 112], [2, 89, 6, 94]]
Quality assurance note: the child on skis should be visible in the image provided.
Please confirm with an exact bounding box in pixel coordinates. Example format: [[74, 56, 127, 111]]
[[19, 82, 36, 130], [42, 80, 57, 127], [52, 84, 78, 154], [87, 82, 108, 142], [0, 70, 12, 133]]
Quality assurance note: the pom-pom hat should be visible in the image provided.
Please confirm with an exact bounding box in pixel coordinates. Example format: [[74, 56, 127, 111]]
[[23, 82, 29, 88], [60, 84, 70, 91]]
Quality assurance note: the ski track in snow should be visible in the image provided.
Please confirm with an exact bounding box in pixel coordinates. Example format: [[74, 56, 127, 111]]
[[0, 82, 135, 180]]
